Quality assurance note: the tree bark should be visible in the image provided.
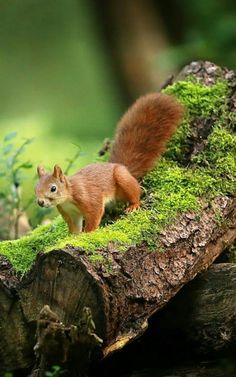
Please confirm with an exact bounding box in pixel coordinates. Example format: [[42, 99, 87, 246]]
[[0, 61, 235, 375], [0, 256, 34, 373], [146, 263, 236, 354], [0, 197, 235, 376], [20, 198, 235, 357]]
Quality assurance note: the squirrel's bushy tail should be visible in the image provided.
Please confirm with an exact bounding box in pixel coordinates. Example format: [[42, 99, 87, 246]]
[[110, 93, 184, 179]]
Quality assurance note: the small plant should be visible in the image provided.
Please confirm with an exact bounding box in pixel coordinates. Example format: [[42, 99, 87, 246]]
[[0, 132, 33, 240], [0, 133, 82, 240], [45, 365, 64, 377], [64, 143, 81, 175]]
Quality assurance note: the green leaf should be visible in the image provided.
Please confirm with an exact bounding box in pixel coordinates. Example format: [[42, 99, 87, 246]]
[[25, 137, 34, 144], [6, 156, 14, 167], [18, 161, 33, 169], [52, 366, 61, 372], [16, 146, 26, 155], [4, 131, 17, 142], [3, 144, 14, 154]]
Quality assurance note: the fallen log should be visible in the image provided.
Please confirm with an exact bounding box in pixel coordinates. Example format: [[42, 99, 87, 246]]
[[144, 263, 236, 355], [0, 256, 34, 373], [94, 263, 236, 377], [0, 61, 235, 375], [90, 263, 236, 377], [21, 198, 236, 352]]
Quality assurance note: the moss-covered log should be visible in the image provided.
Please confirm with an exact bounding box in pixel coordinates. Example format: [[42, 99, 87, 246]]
[[0, 61, 236, 375]]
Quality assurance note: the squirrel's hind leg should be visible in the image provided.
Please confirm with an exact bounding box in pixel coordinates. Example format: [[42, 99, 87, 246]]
[[114, 165, 141, 213], [83, 202, 105, 232]]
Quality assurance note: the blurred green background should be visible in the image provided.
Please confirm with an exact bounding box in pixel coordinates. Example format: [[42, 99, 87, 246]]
[[0, 0, 124, 169], [0, 0, 235, 232]]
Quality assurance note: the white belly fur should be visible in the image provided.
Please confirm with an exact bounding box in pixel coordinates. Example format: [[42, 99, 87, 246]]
[[60, 202, 83, 231], [104, 191, 116, 207]]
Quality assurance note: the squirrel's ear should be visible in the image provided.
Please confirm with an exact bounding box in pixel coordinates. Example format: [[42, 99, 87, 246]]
[[53, 165, 64, 181], [37, 165, 46, 178]]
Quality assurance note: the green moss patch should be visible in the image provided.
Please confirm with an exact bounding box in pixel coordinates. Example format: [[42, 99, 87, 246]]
[[164, 80, 230, 117], [164, 80, 231, 162], [0, 79, 235, 274]]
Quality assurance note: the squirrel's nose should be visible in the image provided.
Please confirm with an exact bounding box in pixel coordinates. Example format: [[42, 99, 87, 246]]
[[37, 199, 45, 207]]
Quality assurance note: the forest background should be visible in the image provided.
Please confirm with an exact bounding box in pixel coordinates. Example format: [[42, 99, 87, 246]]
[[0, 0, 235, 234]]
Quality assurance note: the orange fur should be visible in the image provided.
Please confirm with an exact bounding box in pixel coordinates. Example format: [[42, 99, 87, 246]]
[[35, 93, 184, 233], [110, 93, 184, 178]]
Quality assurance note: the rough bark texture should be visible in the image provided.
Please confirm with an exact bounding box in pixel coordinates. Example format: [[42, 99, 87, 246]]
[[0, 256, 34, 373], [0, 197, 235, 375], [90, 264, 236, 377], [147, 263, 236, 354], [0, 61, 235, 375], [18, 197, 236, 355]]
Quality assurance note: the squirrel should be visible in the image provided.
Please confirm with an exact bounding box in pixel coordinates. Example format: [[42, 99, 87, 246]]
[[35, 93, 184, 234]]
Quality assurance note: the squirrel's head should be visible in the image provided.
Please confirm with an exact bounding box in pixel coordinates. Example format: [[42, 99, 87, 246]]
[[35, 165, 70, 208]]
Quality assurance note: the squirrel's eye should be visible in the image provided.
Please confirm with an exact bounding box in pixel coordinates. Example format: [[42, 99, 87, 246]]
[[50, 185, 57, 193]]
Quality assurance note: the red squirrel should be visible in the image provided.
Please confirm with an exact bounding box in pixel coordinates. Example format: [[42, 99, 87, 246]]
[[35, 93, 184, 234]]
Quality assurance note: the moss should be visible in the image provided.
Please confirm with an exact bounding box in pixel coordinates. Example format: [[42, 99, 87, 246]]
[[0, 218, 69, 272], [164, 80, 230, 117], [164, 80, 231, 162], [0, 78, 235, 274], [190, 125, 236, 199], [50, 209, 152, 254], [164, 117, 192, 163]]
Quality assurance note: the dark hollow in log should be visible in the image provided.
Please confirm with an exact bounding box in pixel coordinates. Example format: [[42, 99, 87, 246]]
[[145, 263, 236, 355]]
